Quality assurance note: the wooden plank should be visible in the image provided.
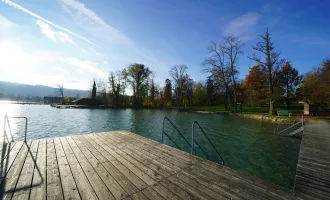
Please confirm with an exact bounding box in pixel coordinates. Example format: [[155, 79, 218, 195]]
[[158, 179, 198, 200], [119, 139, 183, 172], [124, 144, 177, 173], [77, 135, 141, 195], [0, 141, 32, 200], [93, 134, 159, 184], [46, 138, 64, 200], [119, 131, 200, 163], [110, 133, 189, 170], [167, 174, 215, 200], [65, 136, 115, 200], [177, 171, 236, 200], [112, 131, 196, 163], [11, 140, 39, 200], [151, 181, 183, 200], [0, 142, 16, 162], [0, 142, 23, 182], [201, 160, 291, 192], [71, 135, 129, 200], [130, 191, 149, 200], [59, 137, 98, 200], [98, 133, 171, 179], [85, 134, 152, 188], [29, 139, 47, 200], [53, 138, 81, 200], [294, 121, 330, 199], [142, 187, 166, 200], [188, 162, 292, 200]]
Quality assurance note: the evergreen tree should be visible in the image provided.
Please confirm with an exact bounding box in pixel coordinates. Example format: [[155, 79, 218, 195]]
[[91, 80, 97, 99]]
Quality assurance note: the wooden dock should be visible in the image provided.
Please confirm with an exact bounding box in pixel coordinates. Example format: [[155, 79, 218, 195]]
[[294, 120, 330, 199], [0, 131, 300, 200]]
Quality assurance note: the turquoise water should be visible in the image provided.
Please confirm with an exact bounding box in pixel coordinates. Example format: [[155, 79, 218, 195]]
[[0, 104, 301, 188]]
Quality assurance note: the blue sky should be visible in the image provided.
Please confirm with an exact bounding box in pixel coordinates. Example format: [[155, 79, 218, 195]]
[[0, 0, 329, 90]]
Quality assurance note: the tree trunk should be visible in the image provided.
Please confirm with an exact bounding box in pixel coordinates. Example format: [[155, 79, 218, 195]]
[[269, 82, 276, 115], [232, 78, 237, 113]]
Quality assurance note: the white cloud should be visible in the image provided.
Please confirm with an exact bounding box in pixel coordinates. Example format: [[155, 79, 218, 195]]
[[52, 66, 70, 75], [1, 0, 95, 45], [36, 20, 56, 42], [58, 31, 75, 44], [59, 0, 168, 78], [76, 68, 84, 74], [60, 0, 132, 45], [65, 57, 108, 77], [223, 12, 260, 41], [0, 15, 13, 27], [36, 20, 75, 44], [103, 61, 108, 65]]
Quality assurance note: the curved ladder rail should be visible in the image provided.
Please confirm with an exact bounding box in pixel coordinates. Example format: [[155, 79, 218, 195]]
[[162, 117, 193, 152], [274, 115, 304, 135], [4, 114, 28, 142], [192, 121, 225, 165]]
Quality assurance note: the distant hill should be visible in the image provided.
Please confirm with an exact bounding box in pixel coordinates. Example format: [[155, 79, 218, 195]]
[[0, 81, 89, 97]]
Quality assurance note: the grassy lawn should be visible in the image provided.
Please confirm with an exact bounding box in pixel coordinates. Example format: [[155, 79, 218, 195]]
[[191, 105, 229, 112], [164, 103, 329, 122], [191, 103, 304, 114]]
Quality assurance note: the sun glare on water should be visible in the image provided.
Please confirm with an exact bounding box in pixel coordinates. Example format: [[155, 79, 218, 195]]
[[0, 101, 20, 142]]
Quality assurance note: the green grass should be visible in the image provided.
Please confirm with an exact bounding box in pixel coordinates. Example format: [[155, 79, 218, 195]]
[[191, 105, 229, 112]]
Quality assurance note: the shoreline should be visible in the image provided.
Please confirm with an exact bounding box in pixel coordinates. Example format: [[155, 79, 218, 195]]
[[192, 110, 299, 124]]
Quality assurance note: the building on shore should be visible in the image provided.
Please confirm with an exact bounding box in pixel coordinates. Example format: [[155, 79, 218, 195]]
[[71, 98, 101, 105], [44, 96, 63, 104]]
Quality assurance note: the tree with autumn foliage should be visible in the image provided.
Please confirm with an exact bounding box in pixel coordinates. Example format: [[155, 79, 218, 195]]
[[242, 65, 268, 106], [301, 59, 330, 107]]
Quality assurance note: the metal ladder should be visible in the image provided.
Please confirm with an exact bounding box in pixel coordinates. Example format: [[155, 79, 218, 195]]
[[161, 117, 224, 165], [162, 117, 192, 152], [192, 121, 224, 165], [3, 114, 28, 142], [274, 115, 304, 136]]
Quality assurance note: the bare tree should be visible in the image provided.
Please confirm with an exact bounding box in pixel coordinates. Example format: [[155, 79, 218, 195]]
[[55, 84, 64, 98], [109, 71, 122, 107], [97, 80, 107, 104], [149, 72, 157, 106], [203, 41, 232, 110], [248, 29, 281, 115], [169, 65, 188, 108], [223, 36, 245, 112], [121, 69, 128, 107], [183, 75, 194, 108]]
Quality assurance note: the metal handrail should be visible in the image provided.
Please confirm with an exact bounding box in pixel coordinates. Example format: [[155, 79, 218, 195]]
[[4, 115, 28, 141], [162, 117, 192, 151], [192, 121, 224, 165], [274, 115, 304, 135]]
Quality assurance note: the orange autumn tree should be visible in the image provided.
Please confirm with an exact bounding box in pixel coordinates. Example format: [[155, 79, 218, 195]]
[[301, 59, 330, 107], [242, 65, 268, 106]]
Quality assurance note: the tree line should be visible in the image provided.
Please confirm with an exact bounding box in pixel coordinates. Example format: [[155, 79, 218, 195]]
[[92, 29, 329, 115]]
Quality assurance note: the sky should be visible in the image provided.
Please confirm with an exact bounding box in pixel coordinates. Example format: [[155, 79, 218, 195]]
[[0, 0, 329, 91]]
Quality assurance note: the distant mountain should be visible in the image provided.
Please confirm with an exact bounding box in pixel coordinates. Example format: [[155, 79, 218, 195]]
[[0, 81, 89, 97]]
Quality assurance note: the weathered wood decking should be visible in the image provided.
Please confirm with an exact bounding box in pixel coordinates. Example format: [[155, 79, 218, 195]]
[[1, 131, 300, 200], [294, 120, 330, 199]]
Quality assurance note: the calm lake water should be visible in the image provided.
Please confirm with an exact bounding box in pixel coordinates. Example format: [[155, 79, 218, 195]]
[[0, 103, 301, 189]]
